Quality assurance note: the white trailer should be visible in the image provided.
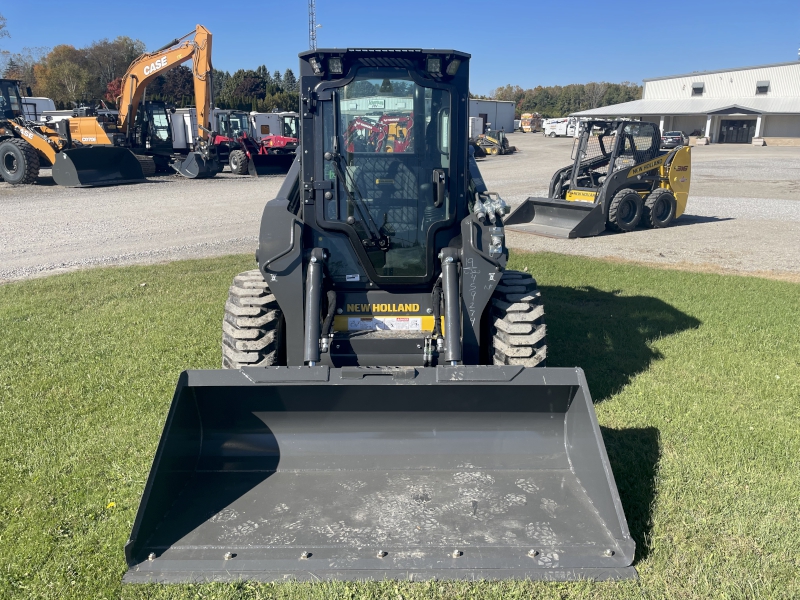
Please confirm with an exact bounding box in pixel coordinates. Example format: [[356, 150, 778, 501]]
[[249, 111, 299, 141]]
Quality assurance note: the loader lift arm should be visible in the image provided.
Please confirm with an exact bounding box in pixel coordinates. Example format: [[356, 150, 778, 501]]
[[116, 25, 213, 146]]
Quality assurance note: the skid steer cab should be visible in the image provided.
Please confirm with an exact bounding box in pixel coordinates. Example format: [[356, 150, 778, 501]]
[[505, 119, 691, 238], [124, 49, 637, 584]]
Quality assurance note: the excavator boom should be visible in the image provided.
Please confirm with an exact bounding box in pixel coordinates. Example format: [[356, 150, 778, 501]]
[[117, 25, 213, 144]]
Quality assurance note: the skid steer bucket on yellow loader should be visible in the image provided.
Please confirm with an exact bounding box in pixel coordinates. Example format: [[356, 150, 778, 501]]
[[51, 146, 145, 187], [124, 366, 635, 583], [504, 197, 606, 239]]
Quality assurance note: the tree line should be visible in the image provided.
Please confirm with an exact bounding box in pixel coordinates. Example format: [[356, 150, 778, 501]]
[[483, 82, 643, 118], [0, 21, 299, 113]]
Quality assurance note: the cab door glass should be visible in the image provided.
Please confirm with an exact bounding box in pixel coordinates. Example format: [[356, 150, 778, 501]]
[[322, 68, 452, 279]]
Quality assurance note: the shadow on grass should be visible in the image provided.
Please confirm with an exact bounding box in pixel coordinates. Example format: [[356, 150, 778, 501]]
[[541, 285, 700, 403], [602, 426, 660, 563]]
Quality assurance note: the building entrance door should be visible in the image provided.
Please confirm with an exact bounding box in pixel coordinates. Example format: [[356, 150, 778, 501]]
[[719, 120, 755, 144]]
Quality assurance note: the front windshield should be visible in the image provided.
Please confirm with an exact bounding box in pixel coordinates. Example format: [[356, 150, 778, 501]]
[[150, 106, 171, 141], [0, 80, 22, 116], [282, 115, 298, 138], [219, 112, 250, 138], [322, 69, 451, 278]]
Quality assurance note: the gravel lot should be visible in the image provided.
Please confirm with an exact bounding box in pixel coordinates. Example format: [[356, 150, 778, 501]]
[[1, 135, 799, 282]]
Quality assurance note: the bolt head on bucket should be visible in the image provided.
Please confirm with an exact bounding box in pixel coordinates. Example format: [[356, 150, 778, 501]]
[[171, 152, 221, 179], [124, 366, 636, 583], [52, 147, 145, 188]]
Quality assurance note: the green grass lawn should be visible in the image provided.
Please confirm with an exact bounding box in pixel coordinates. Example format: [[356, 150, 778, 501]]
[[0, 252, 798, 600]]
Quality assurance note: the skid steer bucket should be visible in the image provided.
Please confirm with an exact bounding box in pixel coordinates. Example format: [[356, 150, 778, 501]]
[[124, 366, 635, 583], [171, 152, 221, 179], [505, 197, 606, 239], [51, 147, 145, 187]]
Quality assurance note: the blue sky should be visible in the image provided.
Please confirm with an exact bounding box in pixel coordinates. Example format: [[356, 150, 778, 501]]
[[2, 0, 798, 95]]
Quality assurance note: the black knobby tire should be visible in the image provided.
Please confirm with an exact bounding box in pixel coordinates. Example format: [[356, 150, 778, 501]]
[[229, 150, 249, 175], [221, 269, 285, 368], [489, 271, 547, 367], [135, 154, 156, 177], [0, 138, 40, 185], [607, 188, 644, 232], [643, 188, 677, 228]]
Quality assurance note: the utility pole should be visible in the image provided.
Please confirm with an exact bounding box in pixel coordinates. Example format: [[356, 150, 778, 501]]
[[309, 0, 317, 50]]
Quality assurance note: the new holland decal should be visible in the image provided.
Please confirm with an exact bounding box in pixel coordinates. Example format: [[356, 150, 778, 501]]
[[628, 156, 666, 178], [345, 303, 420, 313]]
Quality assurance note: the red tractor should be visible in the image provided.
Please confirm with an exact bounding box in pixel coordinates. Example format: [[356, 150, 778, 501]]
[[213, 110, 296, 175], [345, 114, 414, 153]]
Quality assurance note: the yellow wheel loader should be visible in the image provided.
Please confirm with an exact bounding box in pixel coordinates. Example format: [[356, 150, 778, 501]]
[[0, 80, 144, 187], [504, 120, 691, 238], [124, 49, 636, 583]]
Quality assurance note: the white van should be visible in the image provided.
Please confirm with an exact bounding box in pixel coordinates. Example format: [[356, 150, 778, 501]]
[[542, 117, 578, 138]]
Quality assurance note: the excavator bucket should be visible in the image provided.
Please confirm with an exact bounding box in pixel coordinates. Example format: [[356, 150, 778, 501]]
[[124, 366, 636, 583], [51, 147, 145, 187], [171, 152, 221, 179], [504, 197, 606, 239]]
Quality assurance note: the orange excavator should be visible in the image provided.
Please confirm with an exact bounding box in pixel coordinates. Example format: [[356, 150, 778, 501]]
[[63, 25, 221, 178]]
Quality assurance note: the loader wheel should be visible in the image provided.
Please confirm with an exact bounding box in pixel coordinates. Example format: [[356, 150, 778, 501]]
[[221, 269, 285, 368], [643, 188, 676, 228], [489, 271, 547, 367], [607, 188, 643, 232], [134, 155, 156, 177], [0, 139, 40, 185], [229, 150, 249, 175]]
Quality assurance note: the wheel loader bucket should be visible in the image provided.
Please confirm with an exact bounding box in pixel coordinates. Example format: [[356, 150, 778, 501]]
[[51, 147, 145, 187], [504, 197, 606, 239], [171, 152, 221, 179], [124, 366, 636, 583], [251, 152, 295, 174]]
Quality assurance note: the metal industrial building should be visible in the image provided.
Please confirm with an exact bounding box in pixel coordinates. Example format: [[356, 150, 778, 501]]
[[469, 99, 515, 133], [572, 61, 800, 145]]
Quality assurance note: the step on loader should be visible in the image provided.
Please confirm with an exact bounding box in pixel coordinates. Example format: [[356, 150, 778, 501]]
[[505, 120, 691, 238], [125, 49, 636, 583], [0, 80, 144, 187]]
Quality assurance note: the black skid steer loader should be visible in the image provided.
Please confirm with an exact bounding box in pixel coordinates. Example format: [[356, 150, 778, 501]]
[[505, 120, 691, 238], [125, 49, 636, 583]]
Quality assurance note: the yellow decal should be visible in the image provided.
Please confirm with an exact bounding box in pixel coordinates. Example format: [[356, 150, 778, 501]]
[[565, 189, 597, 202], [628, 156, 666, 178], [345, 303, 420, 313]]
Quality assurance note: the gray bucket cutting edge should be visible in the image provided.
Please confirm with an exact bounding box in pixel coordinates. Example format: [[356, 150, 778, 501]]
[[51, 147, 145, 187], [124, 366, 636, 583], [505, 197, 606, 239], [171, 152, 221, 179]]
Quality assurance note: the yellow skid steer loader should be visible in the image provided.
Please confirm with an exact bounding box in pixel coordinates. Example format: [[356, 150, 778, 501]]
[[505, 120, 690, 238]]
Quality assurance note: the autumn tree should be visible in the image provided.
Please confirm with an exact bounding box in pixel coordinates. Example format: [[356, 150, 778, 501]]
[[84, 36, 146, 98], [35, 45, 92, 104]]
